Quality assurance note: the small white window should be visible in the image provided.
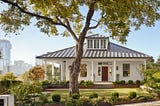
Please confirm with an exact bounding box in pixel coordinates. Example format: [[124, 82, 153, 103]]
[[94, 39, 99, 49], [87, 39, 93, 48], [100, 39, 106, 48]]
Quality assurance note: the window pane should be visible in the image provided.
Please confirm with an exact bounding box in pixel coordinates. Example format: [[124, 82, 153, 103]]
[[98, 67, 101, 76], [123, 64, 130, 77], [80, 64, 87, 77], [97, 40, 99, 48], [87, 40, 93, 48], [94, 40, 97, 48], [104, 40, 106, 48]]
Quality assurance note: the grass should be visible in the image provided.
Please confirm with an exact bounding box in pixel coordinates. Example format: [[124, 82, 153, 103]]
[[47, 88, 150, 101]]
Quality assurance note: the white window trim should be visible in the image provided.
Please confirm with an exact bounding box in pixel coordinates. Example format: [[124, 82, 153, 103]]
[[87, 39, 107, 49]]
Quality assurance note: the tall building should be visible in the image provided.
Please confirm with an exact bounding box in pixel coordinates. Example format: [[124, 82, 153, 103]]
[[0, 39, 11, 74]]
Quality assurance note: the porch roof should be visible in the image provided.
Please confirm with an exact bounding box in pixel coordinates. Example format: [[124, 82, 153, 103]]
[[36, 42, 151, 59]]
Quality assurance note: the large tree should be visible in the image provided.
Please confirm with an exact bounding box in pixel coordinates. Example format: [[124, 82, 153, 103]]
[[0, 0, 160, 95]]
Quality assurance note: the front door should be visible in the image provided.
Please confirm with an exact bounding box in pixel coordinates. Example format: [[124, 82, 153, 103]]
[[102, 66, 108, 81]]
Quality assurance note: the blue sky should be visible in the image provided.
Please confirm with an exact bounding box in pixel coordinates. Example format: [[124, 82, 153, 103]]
[[1, 22, 160, 65], [0, 3, 160, 65]]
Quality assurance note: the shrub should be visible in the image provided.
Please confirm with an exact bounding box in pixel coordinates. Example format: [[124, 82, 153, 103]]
[[136, 80, 141, 85], [111, 92, 119, 98], [128, 91, 137, 99], [89, 92, 98, 99], [86, 80, 94, 85], [39, 93, 50, 103], [66, 80, 69, 85], [137, 96, 147, 101], [119, 80, 125, 85], [79, 80, 94, 87], [52, 94, 61, 102], [79, 80, 85, 85], [112, 81, 118, 85], [72, 93, 80, 99], [128, 80, 133, 84], [41, 80, 50, 85]]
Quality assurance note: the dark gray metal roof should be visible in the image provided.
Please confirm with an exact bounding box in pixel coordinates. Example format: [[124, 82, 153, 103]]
[[86, 34, 108, 39], [36, 42, 151, 59]]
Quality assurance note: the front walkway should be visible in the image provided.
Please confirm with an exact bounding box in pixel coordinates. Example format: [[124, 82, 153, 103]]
[[115, 101, 160, 106]]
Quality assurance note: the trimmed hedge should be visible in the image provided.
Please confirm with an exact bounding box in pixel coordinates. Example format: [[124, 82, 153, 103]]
[[52, 94, 61, 102]]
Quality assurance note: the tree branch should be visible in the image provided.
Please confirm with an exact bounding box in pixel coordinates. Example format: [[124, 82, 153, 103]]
[[80, 0, 97, 36], [64, 18, 78, 42], [89, 11, 105, 30], [1, 0, 64, 26], [89, 19, 101, 30]]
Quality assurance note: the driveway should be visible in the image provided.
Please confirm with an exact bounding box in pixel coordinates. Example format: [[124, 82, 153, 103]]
[[115, 101, 160, 106]]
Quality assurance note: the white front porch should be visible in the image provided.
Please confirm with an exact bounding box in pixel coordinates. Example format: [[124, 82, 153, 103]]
[[42, 58, 146, 82]]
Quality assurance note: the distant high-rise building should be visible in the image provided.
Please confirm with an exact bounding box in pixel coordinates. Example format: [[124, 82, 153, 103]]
[[10, 60, 32, 75], [0, 39, 11, 74]]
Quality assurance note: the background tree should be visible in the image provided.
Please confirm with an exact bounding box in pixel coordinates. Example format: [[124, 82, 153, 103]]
[[1, 0, 160, 95], [28, 65, 45, 81]]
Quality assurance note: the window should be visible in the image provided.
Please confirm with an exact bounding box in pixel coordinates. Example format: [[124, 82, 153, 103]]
[[123, 64, 130, 77], [100, 39, 106, 48], [98, 67, 101, 76], [94, 39, 99, 48], [80, 64, 87, 77], [87, 39, 93, 48]]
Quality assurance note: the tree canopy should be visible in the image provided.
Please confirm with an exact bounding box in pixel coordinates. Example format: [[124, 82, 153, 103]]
[[1, 0, 160, 95], [1, 0, 160, 43]]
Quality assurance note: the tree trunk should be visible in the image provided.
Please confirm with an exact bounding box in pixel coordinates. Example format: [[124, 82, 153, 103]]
[[69, 36, 85, 96]]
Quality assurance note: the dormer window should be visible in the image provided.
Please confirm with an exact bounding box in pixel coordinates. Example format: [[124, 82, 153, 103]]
[[87, 39, 108, 49], [86, 34, 109, 49]]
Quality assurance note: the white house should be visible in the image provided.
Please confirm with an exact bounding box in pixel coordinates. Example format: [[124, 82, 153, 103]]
[[36, 34, 151, 82]]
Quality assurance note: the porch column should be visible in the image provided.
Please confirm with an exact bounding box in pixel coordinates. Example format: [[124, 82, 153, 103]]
[[113, 60, 116, 82], [44, 60, 47, 80], [60, 61, 66, 81], [52, 62, 55, 79], [144, 60, 146, 70], [91, 61, 94, 82]]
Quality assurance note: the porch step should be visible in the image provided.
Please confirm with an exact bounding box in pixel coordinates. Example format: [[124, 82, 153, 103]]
[[94, 84, 113, 89]]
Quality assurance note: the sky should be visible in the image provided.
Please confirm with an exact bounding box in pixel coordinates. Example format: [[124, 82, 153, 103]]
[[0, 3, 160, 65]]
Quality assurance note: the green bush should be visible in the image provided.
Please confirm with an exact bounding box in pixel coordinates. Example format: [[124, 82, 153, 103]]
[[128, 80, 133, 84], [72, 93, 80, 99], [39, 93, 50, 103], [128, 91, 137, 99], [89, 92, 98, 99], [136, 80, 141, 85], [52, 94, 61, 102], [137, 96, 147, 101], [119, 80, 125, 85], [79, 80, 94, 87], [111, 92, 119, 98], [86, 80, 94, 85], [41, 80, 50, 85], [79, 80, 85, 85]]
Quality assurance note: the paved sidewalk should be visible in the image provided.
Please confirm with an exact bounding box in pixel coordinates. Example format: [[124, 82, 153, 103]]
[[115, 101, 160, 106]]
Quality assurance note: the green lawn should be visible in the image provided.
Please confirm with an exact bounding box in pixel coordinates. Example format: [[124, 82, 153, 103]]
[[48, 88, 149, 101]]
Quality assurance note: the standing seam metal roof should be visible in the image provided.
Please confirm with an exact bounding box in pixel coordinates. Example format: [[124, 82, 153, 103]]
[[36, 42, 151, 59]]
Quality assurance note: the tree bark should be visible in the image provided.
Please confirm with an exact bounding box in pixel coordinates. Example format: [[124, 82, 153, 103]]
[[68, 1, 96, 96], [69, 35, 85, 95]]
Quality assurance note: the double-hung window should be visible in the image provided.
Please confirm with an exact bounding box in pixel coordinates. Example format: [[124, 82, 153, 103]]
[[123, 64, 130, 77]]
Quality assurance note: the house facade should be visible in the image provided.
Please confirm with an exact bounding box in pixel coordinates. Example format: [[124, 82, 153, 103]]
[[36, 34, 151, 82]]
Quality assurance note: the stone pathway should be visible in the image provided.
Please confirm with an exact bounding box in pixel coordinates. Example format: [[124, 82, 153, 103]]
[[115, 101, 160, 106]]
